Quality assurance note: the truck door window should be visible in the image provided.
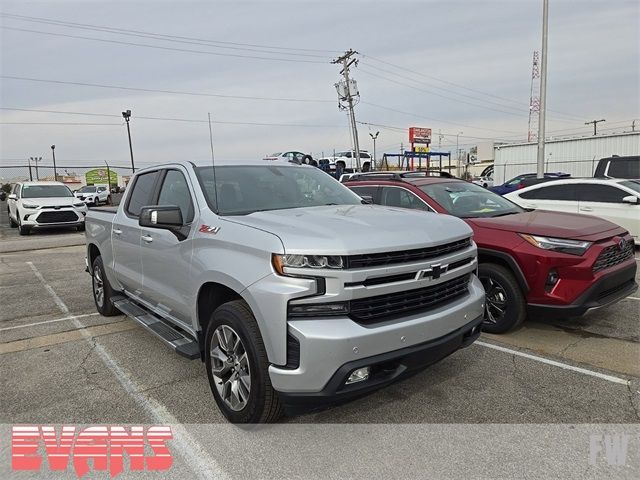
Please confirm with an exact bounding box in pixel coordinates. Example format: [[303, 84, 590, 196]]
[[157, 170, 195, 222], [126, 171, 160, 217]]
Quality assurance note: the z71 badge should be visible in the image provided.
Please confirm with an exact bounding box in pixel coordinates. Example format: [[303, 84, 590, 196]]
[[199, 225, 220, 234]]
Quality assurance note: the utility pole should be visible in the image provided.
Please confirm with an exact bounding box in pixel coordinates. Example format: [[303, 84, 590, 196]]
[[369, 131, 379, 170], [51, 145, 57, 181], [585, 119, 606, 136], [536, 0, 549, 179], [332, 49, 362, 171], [122, 109, 135, 172], [27, 157, 33, 181], [30, 157, 42, 180], [455, 131, 463, 173], [104, 160, 112, 195]]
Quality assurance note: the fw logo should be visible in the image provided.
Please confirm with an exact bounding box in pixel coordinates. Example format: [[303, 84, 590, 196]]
[[589, 433, 635, 466], [12, 425, 173, 478]]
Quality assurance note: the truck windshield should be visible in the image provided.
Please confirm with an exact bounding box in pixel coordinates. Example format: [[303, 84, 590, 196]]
[[420, 182, 523, 218], [22, 185, 73, 198], [196, 165, 362, 215]]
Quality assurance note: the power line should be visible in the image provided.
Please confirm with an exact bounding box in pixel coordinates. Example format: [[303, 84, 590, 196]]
[[0, 26, 328, 64], [0, 122, 120, 125], [1, 75, 335, 103], [360, 101, 523, 135], [0, 12, 340, 54], [360, 54, 584, 122], [0, 107, 343, 128]]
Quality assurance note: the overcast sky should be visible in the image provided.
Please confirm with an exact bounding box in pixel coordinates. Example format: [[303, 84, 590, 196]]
[[1, 0, 638, 168]]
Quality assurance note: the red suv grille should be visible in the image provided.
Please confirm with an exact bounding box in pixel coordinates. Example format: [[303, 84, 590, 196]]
[[593, 240, 634, 272], [346, 238, 471, 269], [349, 274, 470, 323]]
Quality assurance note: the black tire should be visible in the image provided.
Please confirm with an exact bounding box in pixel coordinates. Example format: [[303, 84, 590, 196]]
[[204, 300, 283, 424], [478, 263, 526, 334], [77, 223, 86, 232], [91, 256, 120, 316], [301, 155, 313, 165], [17, 213, 30, 236], [106, 195, 112, 205], [9, 208, 18, 228]]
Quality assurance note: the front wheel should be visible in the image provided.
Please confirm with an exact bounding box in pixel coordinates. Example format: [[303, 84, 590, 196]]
[[17, 213, 30, 236], [9, 209, 18, 228], [478, 263, 526, 334], [205, 300, 283, 423]]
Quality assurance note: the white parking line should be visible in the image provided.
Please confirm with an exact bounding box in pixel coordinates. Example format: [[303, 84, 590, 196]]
[[0, 313, 100, 332], [626, 296, 640, 301], [475, 340, 629, 385], [26, 261, 227, 480]]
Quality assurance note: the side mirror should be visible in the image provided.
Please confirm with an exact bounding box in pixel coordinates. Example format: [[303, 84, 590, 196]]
[[8, 193, 17, 200], [622, 195, 639, 205], [139, 206, 184, 229], [360, 195, 374, 204]]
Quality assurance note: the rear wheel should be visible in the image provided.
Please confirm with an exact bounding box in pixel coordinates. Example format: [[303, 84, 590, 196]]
[[478, 263, 526, 334], [91, 256, 119, 316], [205, 300, 283, 423], [9, 208, 18, 228]]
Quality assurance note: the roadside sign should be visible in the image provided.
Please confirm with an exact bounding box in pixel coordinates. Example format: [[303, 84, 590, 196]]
[[415, 146, 430, 153], [85, 168, 117, 185], [409, 127, 432, 144]]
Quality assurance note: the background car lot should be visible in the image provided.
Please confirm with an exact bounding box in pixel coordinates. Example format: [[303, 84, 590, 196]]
[[1, 198, 639, 477]]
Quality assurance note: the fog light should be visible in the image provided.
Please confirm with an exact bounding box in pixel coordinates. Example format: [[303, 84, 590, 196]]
[[545, 269, 559, 292], [346, 367, 370, 385]]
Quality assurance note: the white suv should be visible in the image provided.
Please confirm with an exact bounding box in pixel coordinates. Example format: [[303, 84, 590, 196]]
[[7, 181, 88, 235], [74, 185, 111, 205], [319, 150, 373, 172], [505, 178, 640, 245]]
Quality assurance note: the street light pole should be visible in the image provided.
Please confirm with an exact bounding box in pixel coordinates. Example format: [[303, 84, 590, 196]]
[[104, 160, 112, 195], [30, 157, 42, 180], [51, 145, 57, 181], [536, 0, 549, 179], [122, 109, 135, 173], [27, 157, 33, 181], [369, 131, 379, 171], [454, 131, 463, 173]]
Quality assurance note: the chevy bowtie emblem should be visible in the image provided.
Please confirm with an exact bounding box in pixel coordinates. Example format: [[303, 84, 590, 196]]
[[199, 225, 220, 235], [618, 238, 627, 251], [416, 263, 447, 280]]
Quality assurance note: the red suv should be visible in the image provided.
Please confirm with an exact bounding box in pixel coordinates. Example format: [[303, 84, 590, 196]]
[[344, 172, 637, 333]]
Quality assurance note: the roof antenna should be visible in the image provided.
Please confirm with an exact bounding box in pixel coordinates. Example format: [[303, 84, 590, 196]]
[[208, 112, 219, 212]]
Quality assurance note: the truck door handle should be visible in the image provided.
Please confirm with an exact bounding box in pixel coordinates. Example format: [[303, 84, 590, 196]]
[[580, 206, 593, 212], [113, 228, 122, 235], [141, 234, 153, 243]]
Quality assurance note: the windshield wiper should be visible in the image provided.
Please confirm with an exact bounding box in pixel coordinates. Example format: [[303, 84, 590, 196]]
[[490, 211, 519, 217]]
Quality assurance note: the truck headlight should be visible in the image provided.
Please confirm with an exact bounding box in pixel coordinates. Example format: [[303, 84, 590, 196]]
[[272, 253, 344, 274], [520, 234, 591, 256], [288, 302, 349, 317]]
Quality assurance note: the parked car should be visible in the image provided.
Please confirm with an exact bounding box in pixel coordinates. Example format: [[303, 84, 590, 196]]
[[490, 172, 570, 195], [263, 151, 316, 166], [0, 191, 6, 201], [319, 150, 373, 172], [74, 185, 111, 205], [85, 160, 484, 423], [7, 181, 88, 235], [472, 174, 494, 188], [344, 172, 638, 333], [593, 155, 639, 179], [505, 178, 640, 245]]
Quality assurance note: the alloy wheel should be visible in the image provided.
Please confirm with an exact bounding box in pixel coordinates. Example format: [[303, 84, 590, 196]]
[[93, 265, 104, 308], [480, 276, 508, 325], [210, 325, 251, 411]]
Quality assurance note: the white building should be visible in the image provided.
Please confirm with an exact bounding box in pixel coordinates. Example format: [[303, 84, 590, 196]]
[[493, 132, 640, 183]]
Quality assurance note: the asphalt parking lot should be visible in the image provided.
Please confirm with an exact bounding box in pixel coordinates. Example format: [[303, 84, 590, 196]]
[[1, 198, 639, 478]]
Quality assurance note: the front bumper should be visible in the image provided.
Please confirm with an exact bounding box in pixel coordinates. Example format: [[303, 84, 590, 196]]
[[269, 275, 485, 395], [277, 314, 483, 413], [21, 208, 86, 228], [528, 262, 637, 318]]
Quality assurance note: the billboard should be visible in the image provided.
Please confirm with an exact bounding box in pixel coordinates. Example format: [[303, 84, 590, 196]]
[[409, 127, 432, 144], [85, 168, 117, 185]]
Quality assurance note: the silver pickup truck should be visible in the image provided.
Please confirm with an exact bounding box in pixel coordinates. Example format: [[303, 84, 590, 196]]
[[85, 160, 485, 423]]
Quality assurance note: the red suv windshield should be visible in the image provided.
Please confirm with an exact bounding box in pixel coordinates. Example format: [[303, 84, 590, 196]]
[[420, 182, 523, 218]]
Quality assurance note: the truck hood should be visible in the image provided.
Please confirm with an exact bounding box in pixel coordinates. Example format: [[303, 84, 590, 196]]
[[22, 197, 78, 207], [225, 205, 473, 255], [467, 210, 625, 242]]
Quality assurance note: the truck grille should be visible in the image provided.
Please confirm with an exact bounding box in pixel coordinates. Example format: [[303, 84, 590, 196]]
[[349, 274, 470, 324], [36, 211, 78, 224], [593, 240, 634, 272], [345, 238, 471, 269]]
